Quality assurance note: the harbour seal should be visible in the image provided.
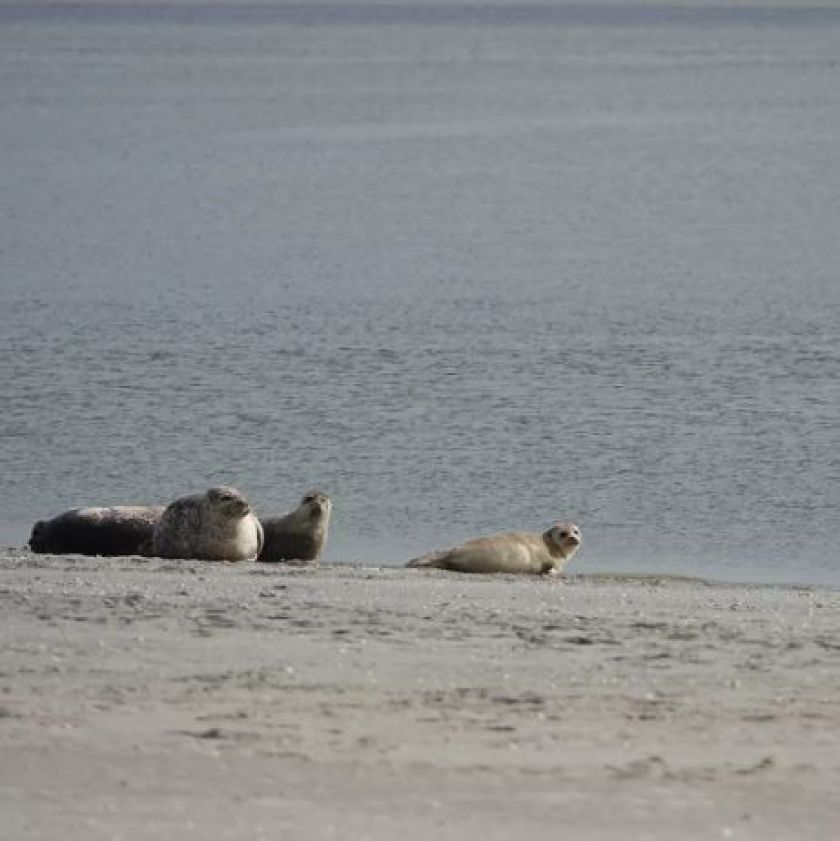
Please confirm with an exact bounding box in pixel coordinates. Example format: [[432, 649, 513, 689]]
[[407, 522, 582, 575], [28, 505, 164, 556], [152, 486, 263, 562], [258, 490, 332, 563]]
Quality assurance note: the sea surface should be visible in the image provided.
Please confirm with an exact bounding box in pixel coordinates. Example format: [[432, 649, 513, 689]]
[[1, 1, 838, 583]]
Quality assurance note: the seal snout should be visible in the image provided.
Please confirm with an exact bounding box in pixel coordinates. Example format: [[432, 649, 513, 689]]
[[229, 498, 250, 517]]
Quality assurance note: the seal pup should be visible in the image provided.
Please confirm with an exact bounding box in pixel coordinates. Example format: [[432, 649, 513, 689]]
[[407, 522, 582, 575], [258, 490, 332, 563], [28, 506, 164, 556], [152, 486, 263, 562]]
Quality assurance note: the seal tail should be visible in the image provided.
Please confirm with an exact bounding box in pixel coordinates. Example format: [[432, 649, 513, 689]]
[[29, 521, 47, 553]]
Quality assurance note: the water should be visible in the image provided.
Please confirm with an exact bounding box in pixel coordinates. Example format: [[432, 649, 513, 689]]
[[1, 2, 838, 583]]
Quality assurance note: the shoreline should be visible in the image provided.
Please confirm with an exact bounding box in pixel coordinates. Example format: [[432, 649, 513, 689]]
[[6, 546, 839, 591], [2, 550, 839, 838]]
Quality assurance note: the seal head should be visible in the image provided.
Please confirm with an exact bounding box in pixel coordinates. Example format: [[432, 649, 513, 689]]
[[207, 485, 251, 518], [543, 522, 582, 568]]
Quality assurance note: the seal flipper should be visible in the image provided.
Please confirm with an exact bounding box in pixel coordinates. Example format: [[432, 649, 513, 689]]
[[255, 518, 265, 560], [406, 549, 450, 569]]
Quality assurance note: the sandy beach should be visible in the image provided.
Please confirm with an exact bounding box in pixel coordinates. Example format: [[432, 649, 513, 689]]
[[1, 549, 838, 839]]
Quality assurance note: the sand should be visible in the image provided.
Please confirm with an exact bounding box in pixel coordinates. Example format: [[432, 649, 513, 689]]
[[1, 549, 839, 839]]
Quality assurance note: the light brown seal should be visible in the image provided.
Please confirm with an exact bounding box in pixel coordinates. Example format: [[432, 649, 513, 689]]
[[407, 522, 582, 575], [28, 505, 164, 556], [152, 486, 263, 561], [258, 490, 332, 563]]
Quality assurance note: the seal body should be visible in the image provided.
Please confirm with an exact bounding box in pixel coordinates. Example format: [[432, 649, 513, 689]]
[[258, 490, 331, 563], [28, 506, 164, 556], [407, 522, 582, 575], [152, 486, 263, 562]]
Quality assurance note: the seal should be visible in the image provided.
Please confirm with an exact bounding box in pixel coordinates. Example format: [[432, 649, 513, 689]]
[[407, 522, 582, 575], [151, 486, 263, 562], [258, 490, 332, 563], [28, 505, 164, 556]]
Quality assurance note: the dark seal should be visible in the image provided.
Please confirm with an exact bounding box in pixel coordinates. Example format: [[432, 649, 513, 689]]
[[28, 506, 164, 556], [258, 490, 332, 563]]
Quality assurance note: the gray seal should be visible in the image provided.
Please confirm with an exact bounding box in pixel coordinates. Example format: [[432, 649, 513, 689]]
[[152, 486, 263, 562], [28, 505, 164, 557], [258, 490, 332, 563], [407, 522, 582, 575]]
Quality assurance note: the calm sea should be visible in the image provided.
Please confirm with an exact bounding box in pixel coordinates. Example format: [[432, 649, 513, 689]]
[[1, 2, 838, 583]]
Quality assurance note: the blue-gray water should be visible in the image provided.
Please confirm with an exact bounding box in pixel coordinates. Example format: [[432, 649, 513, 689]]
[[1, 2, 838, 583]]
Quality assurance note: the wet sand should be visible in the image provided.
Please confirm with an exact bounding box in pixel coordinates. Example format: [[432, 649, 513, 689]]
[[1, 549, 839, 839]]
